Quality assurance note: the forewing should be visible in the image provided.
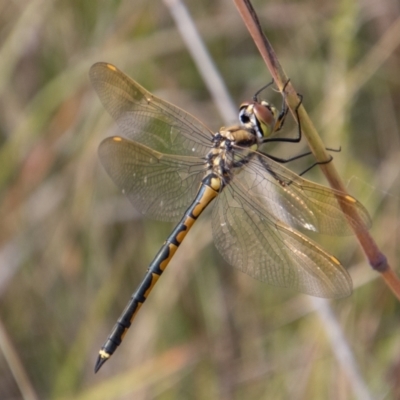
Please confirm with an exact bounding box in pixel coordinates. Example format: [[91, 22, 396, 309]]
[[99, 136, 206, 221], [212, 183, 352, 298], [90, 62, 212, 157], [234, 149, 372, 235]]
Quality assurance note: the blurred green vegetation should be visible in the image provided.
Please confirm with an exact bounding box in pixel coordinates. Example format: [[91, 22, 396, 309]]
[[0, 0, 400, 399]]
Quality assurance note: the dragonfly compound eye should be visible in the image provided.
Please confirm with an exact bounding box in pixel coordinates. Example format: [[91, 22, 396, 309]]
[[252, 101, 277, 138]]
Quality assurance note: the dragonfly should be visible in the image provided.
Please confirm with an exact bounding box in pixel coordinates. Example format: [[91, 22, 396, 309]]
[[90, 62, 371, 372]]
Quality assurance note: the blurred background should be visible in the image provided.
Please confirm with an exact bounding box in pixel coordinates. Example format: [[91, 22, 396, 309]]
[[1, 0, 400, 399]]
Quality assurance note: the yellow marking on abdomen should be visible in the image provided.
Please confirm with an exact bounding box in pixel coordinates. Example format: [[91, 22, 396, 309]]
[[176, 219, 195, 243], [143, 273, 160, 298], [192, 203, 205, 218], [159, 244, 178, 270], [99, 350, 110, 359], [176, 229, 188, 244], [210, 177, 221, 191], [192, 187, 218, 217]]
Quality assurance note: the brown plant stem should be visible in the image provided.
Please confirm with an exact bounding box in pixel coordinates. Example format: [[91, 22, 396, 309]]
[[233, 0, 399, 299]]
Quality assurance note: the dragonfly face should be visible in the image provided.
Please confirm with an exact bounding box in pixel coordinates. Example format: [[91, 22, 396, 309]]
[[90, 62, 372, 372], [239, 100, 279, 140]]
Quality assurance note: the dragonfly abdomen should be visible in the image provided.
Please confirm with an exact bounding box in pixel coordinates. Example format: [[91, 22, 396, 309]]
[[95, 174, 221, 372]]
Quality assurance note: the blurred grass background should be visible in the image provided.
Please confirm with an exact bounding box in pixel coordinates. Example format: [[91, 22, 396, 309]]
[[0, 0, 400, 399]]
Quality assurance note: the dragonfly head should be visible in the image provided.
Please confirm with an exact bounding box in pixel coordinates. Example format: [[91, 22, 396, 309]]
[[239, 100, 278, 140]]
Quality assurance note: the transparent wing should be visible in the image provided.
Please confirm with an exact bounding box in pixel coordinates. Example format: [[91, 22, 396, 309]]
[[90, 62, 212, 157], [231, 148, 371, 235], [212, 182, 352, 298], [99, 136, 206, 221]]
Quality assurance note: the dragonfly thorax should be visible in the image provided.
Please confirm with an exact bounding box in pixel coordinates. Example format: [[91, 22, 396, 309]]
[[239, 100, 278, 140], [208, 126, 259, 185]]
